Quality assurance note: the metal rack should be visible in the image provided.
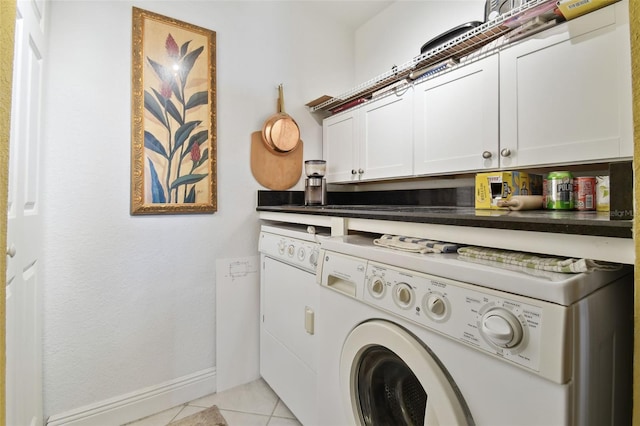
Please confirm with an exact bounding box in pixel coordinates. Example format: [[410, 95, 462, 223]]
[[308, 0, 559, 113]]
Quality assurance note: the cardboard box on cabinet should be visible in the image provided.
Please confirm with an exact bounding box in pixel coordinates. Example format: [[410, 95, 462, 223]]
[[556, 0, 618, 21], [475, 172, 542, 209]]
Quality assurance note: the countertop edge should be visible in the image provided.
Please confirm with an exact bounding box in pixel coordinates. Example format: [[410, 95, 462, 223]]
[[256, 206, 632, 239]]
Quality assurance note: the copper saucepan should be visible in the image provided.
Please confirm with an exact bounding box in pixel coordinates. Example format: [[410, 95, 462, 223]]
[[262, 84, 300, 154]]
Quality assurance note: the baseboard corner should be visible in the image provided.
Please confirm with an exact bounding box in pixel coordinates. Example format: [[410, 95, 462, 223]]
[[46, 367, 216, 426]]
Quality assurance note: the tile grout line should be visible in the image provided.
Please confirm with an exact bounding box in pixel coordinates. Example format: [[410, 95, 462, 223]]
[[126, 380, 299, 425], [165, 404, 188, 425], [214, 407, 281, 423], [266, 398, 280, 425]]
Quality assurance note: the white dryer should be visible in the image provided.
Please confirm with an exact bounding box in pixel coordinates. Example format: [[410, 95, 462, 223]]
[[259, 223, 328, 426], [316, 234, 632, 426]]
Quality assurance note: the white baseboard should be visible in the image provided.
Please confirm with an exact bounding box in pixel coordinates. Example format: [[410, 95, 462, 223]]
[[46, 367, 217, 426]]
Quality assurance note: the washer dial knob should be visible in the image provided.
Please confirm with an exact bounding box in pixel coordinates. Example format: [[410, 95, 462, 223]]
[[480, 308, 523, 348], [426, 295, 446, 316], [367, 276, 386, 299], [392, 283, 414, 309], [422, 292, 450, 322]]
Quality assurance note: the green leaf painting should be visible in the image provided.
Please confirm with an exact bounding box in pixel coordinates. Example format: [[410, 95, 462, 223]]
[[143, 32, 209, 204], [148, 159, 166, 203]]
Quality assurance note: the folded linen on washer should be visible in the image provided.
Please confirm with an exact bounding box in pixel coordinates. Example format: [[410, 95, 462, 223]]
[[457, 246, 622, 273], [373, 235, 460, 254], [456, 255, 574, 281]]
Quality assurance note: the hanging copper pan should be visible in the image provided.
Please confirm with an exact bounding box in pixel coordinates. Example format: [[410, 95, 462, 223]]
[[262, 84, 300, 154]]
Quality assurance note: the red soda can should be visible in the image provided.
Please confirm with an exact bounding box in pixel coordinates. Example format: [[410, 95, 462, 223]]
[[574, 177, 596, 211]]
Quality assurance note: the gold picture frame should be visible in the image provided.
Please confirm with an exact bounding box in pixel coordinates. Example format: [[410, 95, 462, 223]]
[[131, 7, 217, 215]]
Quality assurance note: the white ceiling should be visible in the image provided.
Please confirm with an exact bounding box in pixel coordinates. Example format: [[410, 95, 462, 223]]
[[304, 1, 395, 29]]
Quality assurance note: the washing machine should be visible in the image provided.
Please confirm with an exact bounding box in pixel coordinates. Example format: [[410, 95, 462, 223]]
[[316, 234, 633, 426]]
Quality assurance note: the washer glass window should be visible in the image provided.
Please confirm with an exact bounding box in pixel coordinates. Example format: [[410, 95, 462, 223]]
[[356, 346, 426, 425], [341, 320, 474, 426]]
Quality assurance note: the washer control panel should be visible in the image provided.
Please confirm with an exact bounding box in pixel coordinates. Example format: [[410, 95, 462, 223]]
[[259, 231, 320, 274], [327, 255, 548, 372]]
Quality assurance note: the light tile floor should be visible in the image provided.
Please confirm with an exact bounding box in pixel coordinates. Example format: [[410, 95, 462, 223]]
[[124, 378, 301, 426]]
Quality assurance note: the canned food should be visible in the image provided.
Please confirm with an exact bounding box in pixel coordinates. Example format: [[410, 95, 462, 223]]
[[546, 171, 574, 210], [596, 176, 610, 212], [574, 177, 596, 211]]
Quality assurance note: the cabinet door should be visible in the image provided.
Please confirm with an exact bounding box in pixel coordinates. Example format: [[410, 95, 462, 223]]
[[499, 3, 633, 167], [323, 109, 359, 183], [413, 55, 499, 175], [359, 89, 414, 181]]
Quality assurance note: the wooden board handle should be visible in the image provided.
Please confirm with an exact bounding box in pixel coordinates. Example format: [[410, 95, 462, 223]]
[[497, 195, 544, 210]]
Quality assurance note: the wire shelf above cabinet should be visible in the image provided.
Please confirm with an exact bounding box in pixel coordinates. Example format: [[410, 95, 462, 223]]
[[308, 0, 560, 114]]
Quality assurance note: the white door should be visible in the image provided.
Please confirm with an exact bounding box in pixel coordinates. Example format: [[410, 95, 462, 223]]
[[499, 3, 632, 167], [360, 90, 414, 181], [413, 55, 499, 175], [6, 1, 46, 425], [260, 256, 318, 426], [323, 109, 359, 183]]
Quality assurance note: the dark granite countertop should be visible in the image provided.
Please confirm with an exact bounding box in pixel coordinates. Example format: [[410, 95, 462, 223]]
[[256, 191, 632, 239]]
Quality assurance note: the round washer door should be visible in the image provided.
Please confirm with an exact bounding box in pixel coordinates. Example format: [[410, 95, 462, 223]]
[[340, 320, 474, 426]]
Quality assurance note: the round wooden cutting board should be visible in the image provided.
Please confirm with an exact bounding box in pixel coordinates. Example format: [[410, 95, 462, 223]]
[[250, 131, 303, 190]]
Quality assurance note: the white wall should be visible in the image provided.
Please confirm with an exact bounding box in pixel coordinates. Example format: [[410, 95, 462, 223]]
[[355, 0, 486, 82], [41, 0, 354, 419]]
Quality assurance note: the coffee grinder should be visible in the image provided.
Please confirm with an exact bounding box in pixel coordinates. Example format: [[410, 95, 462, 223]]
[[304, 160, 327, 206]]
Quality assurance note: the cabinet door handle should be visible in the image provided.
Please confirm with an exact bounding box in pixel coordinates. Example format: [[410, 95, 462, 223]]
[[351, 169, 357, 175], [482, 151, 492, 159], [305, 306, 314, 335], [500, 148, 512, 157], [358, 168, 364, 174]]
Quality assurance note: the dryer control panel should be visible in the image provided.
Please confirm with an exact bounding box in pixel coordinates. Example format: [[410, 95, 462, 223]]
[[320, 250, 568, 380], [260, 231, 320, 274]]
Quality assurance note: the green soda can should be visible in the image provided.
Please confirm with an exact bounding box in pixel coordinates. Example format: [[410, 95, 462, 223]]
[[546, 171, 574, 210]]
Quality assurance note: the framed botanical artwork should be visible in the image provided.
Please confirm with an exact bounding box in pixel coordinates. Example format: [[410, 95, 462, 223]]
[[131, 7, 217, 214]]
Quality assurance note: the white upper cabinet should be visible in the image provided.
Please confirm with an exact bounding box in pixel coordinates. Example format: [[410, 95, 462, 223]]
[[499, 2, 633, 167], [323, 89, 414, 183], [360, 90, 414, 181], [322, 2, 632, 182], [413, 54, 499, 175], [323, 109, 359, 183]]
